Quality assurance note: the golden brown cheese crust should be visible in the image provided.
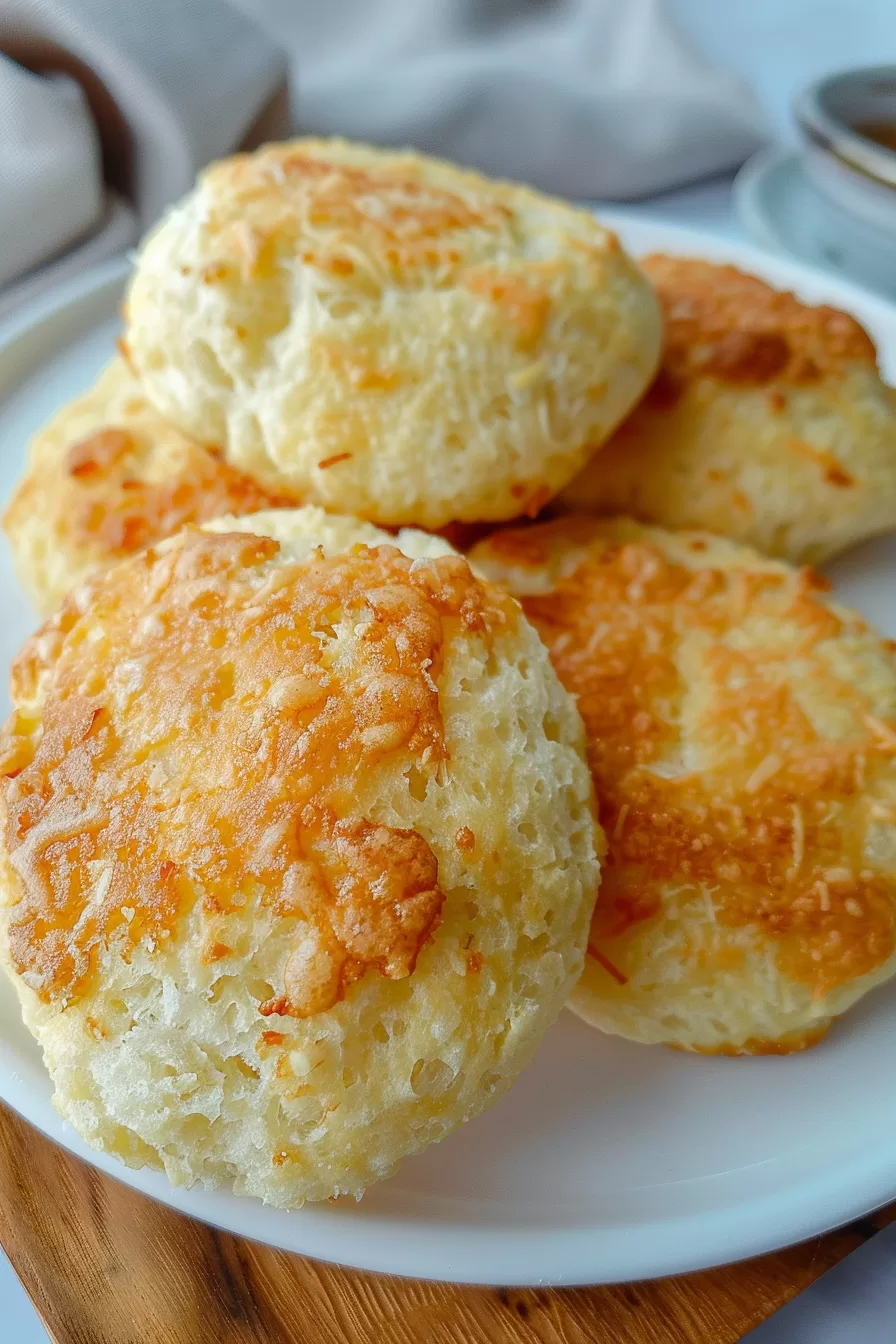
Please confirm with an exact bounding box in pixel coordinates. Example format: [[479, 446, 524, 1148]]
[[559, 257, 896, 565], [205, 148, 514, 283], [59, 427, 289, 555], [0, 532, 511, 1015], [2, 358, 296, 613], [644, 254, 876, 390], [473, 517, 896, 1042]]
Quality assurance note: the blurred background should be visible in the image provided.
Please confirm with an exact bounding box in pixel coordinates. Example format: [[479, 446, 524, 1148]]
[[1, 0, 895, 318]]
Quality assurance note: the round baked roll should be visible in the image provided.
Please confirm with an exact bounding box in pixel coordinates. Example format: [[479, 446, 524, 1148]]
[[560, 256, 896, 564], [3, 357, 294, 615], [123, 137, 661, 528], [0, 507, 600, 1205], [472, 515, 896, 1055]]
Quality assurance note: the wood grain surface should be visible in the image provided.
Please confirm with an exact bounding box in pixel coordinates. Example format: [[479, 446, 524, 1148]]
[[1, 1102, 892, 1344]]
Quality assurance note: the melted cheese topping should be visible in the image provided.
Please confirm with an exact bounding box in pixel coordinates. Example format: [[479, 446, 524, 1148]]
[[63, 427, 292, 556], [485, 525, 896, 998], [0, 533, 506, 1013], [207, 148, 515, 284], [642, 254, 877, 392]]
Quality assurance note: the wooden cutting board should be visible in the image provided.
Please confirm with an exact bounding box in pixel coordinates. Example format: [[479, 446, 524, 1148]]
[[1, 1102, 892, 1344]]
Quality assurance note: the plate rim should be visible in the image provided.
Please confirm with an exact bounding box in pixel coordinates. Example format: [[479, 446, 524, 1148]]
[[1, 221, 896, 1286]]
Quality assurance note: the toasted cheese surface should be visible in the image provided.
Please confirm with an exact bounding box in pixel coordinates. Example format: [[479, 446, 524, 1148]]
[[3, 358, 293, 613], [561, 257, 896, 564], [472, 515, 896, 1053]]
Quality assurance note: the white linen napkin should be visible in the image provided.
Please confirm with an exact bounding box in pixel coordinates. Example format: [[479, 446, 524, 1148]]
[[0, 0, 289, 313], [0, 56, 105, 291], [744, 1220, 896, 1344], [234, 0, 768, 198], [0, 0, 765, 313]]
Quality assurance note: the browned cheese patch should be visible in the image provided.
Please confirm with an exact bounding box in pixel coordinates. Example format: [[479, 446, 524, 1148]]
[[484, 523, 896, 998], [206, 149, 515, 281], [641, 254, 877, 390], [0, 533, 510, 1016], [49, 426, 293, 559]]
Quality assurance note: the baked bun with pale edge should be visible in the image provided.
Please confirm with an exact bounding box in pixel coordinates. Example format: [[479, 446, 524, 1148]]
[[123, 137, 661, 529], [559, 256, 896, 564], [0, 506, 600, 1206], [2, 357, 295, 615], [471, 515, 896, 1055]]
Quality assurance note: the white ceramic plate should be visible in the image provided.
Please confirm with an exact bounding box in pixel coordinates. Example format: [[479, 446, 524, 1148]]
[[1, 217, 895, 1288]]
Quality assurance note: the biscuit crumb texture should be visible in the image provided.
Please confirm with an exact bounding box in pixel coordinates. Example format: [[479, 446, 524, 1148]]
[[473, 516, 896, 1053], [125, 138, 660, 527], [0, 507, 599, 1205], [561, 257, 896, 564]]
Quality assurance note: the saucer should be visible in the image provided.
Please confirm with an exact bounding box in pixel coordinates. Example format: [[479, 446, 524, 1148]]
[[735, 147, 896, 299]]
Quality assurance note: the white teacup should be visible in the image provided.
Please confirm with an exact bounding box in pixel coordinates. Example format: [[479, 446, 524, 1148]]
[[795, 66, 896, 237]]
